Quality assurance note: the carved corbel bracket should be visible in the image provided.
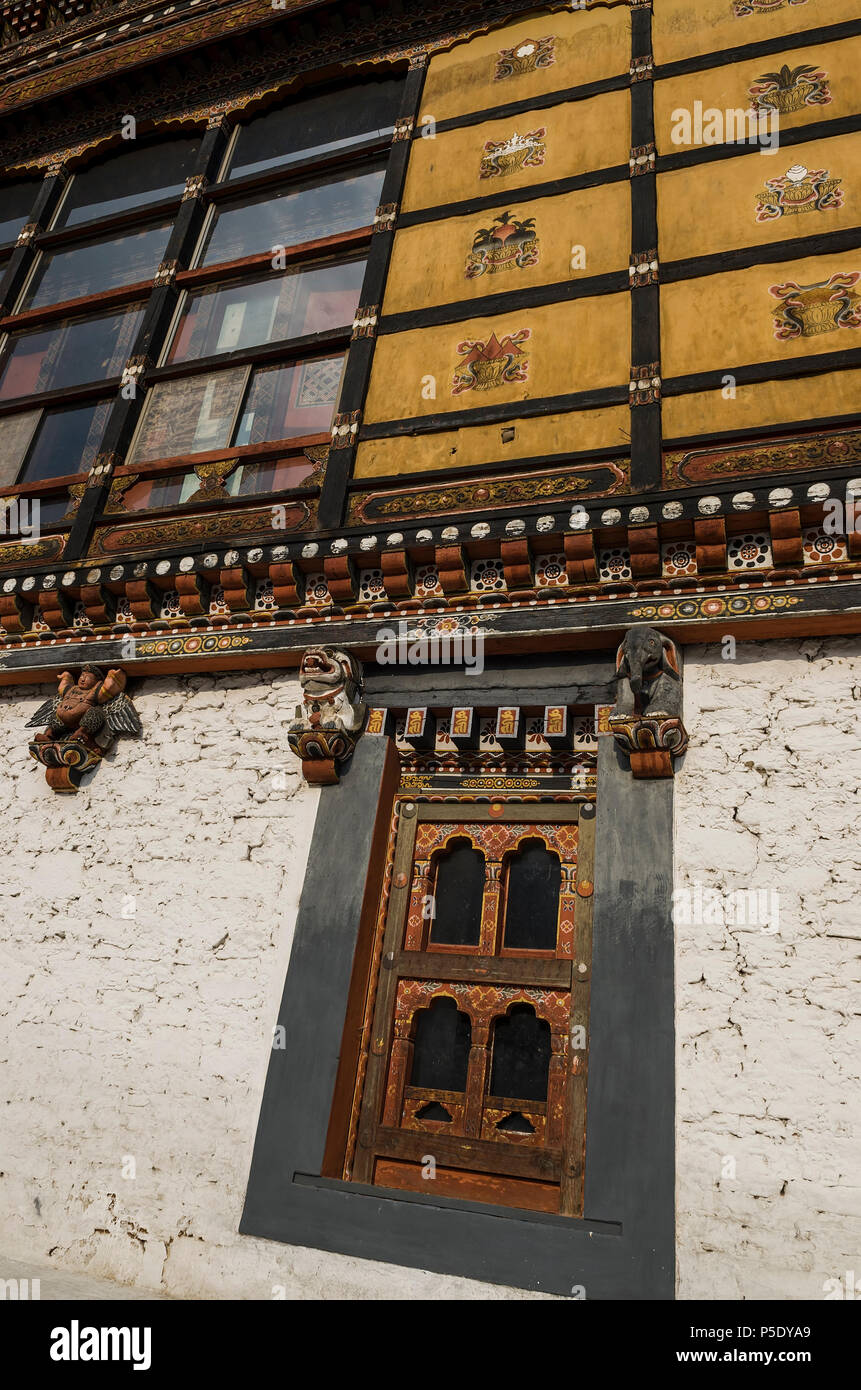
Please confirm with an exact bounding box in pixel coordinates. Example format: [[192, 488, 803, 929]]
[[26, 664, 142, 793], [609, 626, 688, 778], [287, 647, 366, 785]]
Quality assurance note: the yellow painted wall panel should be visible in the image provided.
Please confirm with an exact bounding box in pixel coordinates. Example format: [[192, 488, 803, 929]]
[[419, 5, 631, 124], [401, 89, 630, 213], [658, 131, 861, 261], [655, 35, 861, 154], [363, 294, 630, 424], [662, 367, 861, 437], [382, 182, 630, 315], [661, 250, 861, 376], [354, 404, 631, 478], [653, 0, 859, 66]]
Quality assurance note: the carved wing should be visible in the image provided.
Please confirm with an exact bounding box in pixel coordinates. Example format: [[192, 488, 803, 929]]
[[103, 693, 142, 737], [25, 695, 60, 729]]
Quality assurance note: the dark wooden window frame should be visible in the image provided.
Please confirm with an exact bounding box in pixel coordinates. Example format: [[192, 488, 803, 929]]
[[242, 721, 676, 1299]]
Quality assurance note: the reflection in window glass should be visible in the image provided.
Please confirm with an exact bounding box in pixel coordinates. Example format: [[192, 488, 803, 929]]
[[166, 259, 365, 362], [0, 180, 39, 247], [0, 305, 144, 400], [20, 222, 173, 311], [227, 79, 403, 181], [126, 368, 248, 465], [224, 455, 318, 497], [199, 164, 384, 267], [234, 355, 344, 446], [20, 399, 112, 483], [54, 137, 200, 228], [3, 495, 71, 537], [0, 410, 40, 486], [120, 472, 201, 511]]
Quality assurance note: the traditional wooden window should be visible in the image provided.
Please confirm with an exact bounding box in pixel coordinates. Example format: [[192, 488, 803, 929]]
[[0, 303, 145, 400], [0, 178, 40, 248], [51, 136, 200, 229], [327, 801, 595, 1217]]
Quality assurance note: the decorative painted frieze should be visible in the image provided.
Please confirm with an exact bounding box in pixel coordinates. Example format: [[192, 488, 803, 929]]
[[26, 664, 141, 793], [287, 647, 366, 785]]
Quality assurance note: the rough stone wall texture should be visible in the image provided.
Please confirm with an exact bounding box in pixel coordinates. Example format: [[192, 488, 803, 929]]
[[675, 638, 861, 1300], [0, 671, 541, 1300]]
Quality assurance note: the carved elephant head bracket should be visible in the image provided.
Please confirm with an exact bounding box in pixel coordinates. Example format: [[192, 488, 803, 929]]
[[608, 626, 688, 778], [26, 664, 142, 793], [288, 647, 366, 785]]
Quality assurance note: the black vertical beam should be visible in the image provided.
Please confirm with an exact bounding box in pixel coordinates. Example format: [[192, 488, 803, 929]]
[[64, 120, 230, 561], [318, 57, 429, 530], [629, 1, 662, 492], [0, 166, 70, 317]]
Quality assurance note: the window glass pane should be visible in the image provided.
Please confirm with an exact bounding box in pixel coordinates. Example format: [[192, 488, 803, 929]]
[[167, 259, 365, 362], [120, 472, 200, 511], [54, 137, 200, 229], [227, 78, 403, 181], [0, 305, 144, 400], [0, 410, 41, 486], [198, 165, 384, 266], [234, 355, 344, 446], [409, 997, 472, 1092], [224, 455, 317, 497], [0, 180, 39, 246], [3, 495, 70, 537], [20, 222, 173, 311], [127, 368, 248, 465], [489, 1006, 551, 1102], [429, 840, 485, 946], [502, 841, 561, 951], [20, 400, 112, 483]]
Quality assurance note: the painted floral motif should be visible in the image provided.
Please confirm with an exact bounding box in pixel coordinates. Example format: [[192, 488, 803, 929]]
[[159, 589, 182, 619], [452, 329, 530, 394], [770, 272, 861, 339], [415, 563, 443, 597], [748, 63, 831, 115], [728, 532, 773, 569], [479, 129, 546, 179], [358, 568, 386, 602], [470, 558, 506, 592], [734, 0, 808, 15], [466, 211, 539, 279], [661, 542, 697, 578], [495, 36, 555, 79], [303, 573, 332, 607], [208, 585, 230, 617], [598, 548, 632, 583], [253, 578, 276, 611], [535, 553, 568, 588], [756, 164, 843, 221], [802, 527, 848, 564]]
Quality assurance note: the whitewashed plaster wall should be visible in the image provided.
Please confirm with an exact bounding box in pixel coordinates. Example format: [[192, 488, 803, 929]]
[[0, 671, 544, 1300], [675, 638, 861, 1300]]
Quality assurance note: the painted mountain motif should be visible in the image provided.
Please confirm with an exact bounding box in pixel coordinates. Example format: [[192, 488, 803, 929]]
[[452, 329, 531, 393]]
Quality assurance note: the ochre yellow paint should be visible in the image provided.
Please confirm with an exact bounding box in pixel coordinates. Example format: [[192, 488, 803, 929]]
[[653, 0, 859, 66], [419, 5, 631, 125], [402, 88, 630, 213], [363, 294, 630, 424], [382, 181, 630, 315], [354, 404, 632, 478], [658, 131, 861, 262], [661, 250, 861, 377], [663, 367, 861, 438], [655, 35, 861, 154]]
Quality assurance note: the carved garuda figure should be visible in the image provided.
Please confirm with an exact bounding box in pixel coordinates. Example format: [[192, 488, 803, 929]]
[[609, 626, 688, 779], [288, 647, 366, 785], [26, 664, 141, 793]]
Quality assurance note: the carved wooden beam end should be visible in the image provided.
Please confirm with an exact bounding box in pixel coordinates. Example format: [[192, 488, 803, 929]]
[[608, 626, 688, 778], [287, 646, 366, 786], [25, 664, 142, 793]]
